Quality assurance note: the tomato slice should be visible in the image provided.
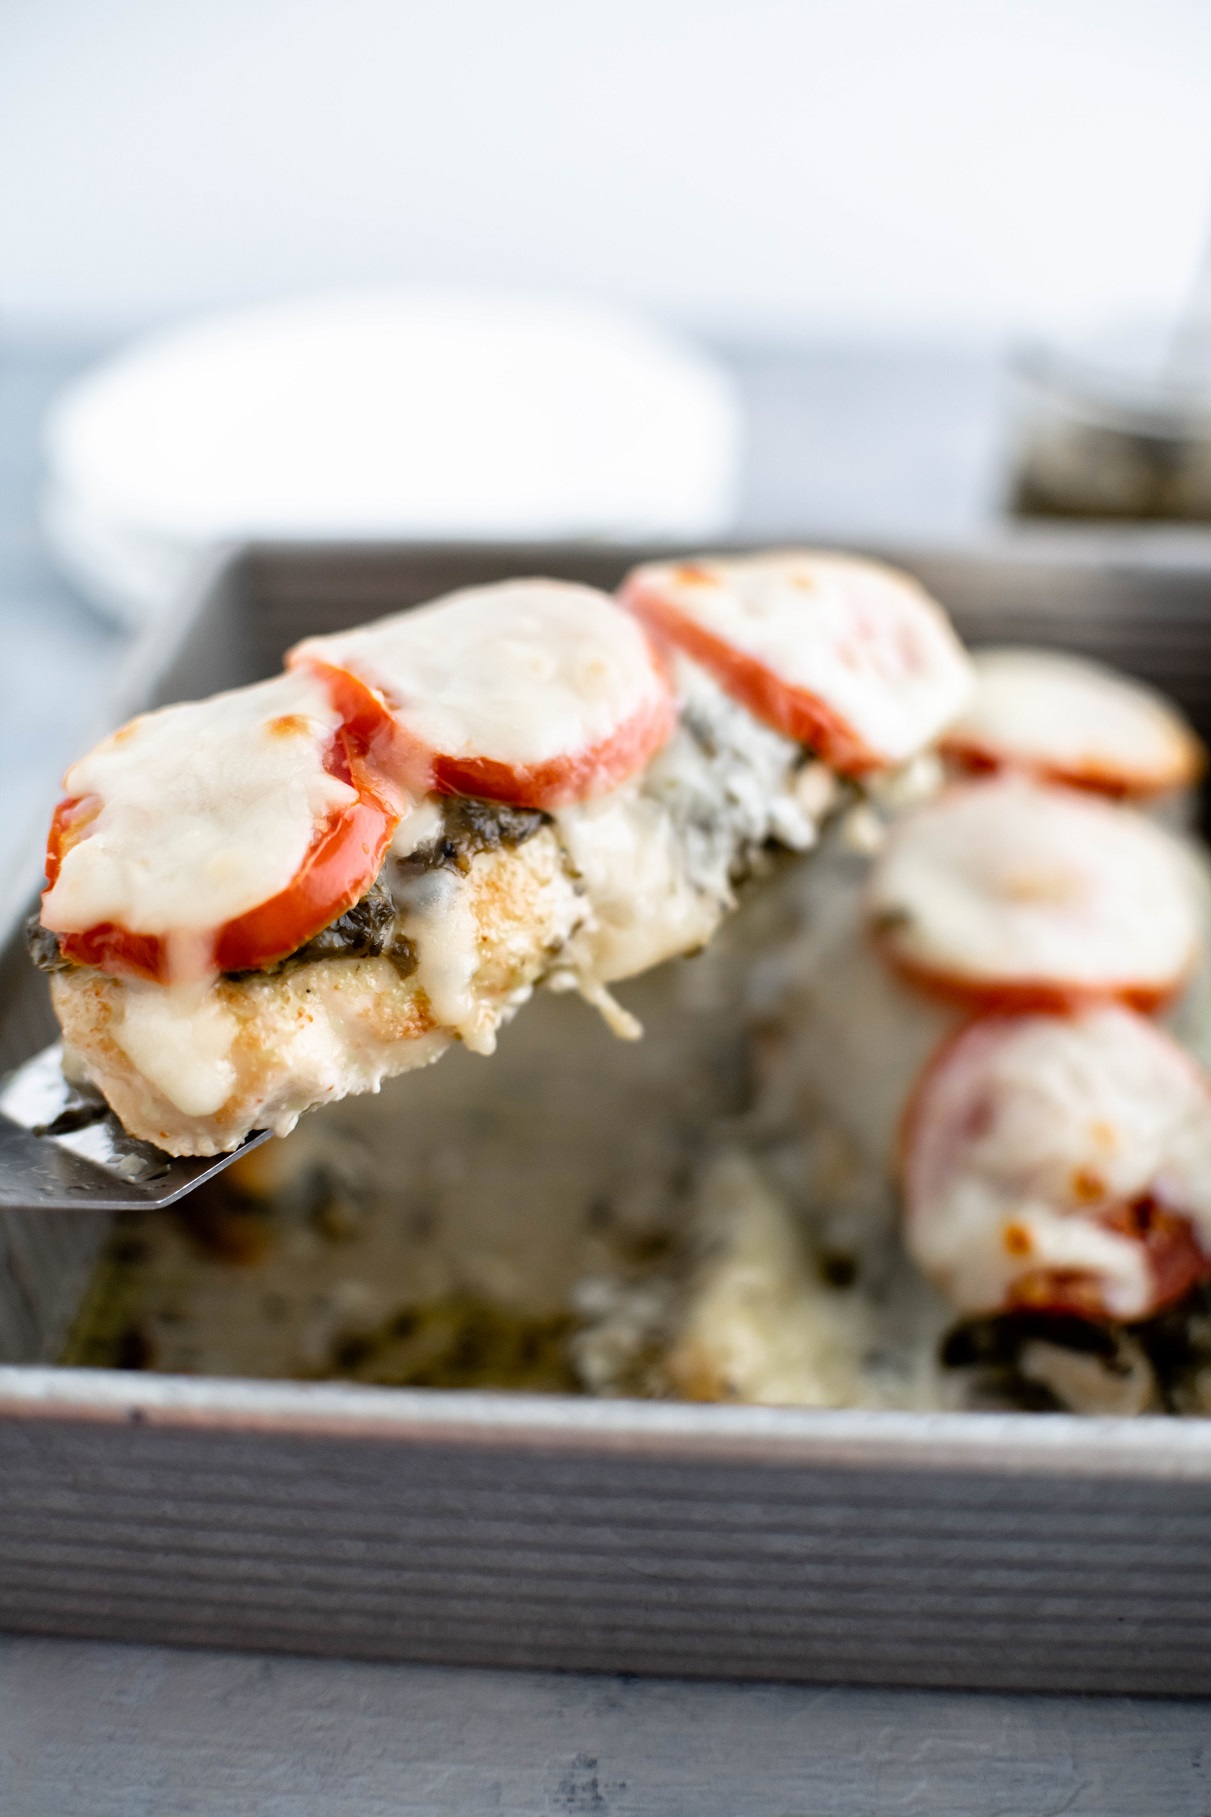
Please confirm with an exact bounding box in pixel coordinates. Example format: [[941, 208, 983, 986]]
[[214, 730, 396, 973], [628, 585, 876, 770], [941, 647, 1206, 801], [620, 553, 973, 774], [306, 660, 398, 757], [1002, 1200, 1210, 1322], [45, 725, 397, 984], [289, 579, 677, 808], [44, 795, 100, 891], [868, 776, 1202, 1014], [901, 1007, 1211, 1323], [422, 684, 675, 807]]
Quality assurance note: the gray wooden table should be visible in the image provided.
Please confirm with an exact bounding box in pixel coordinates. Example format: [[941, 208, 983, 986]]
[[2, 1637, 1209, 1816], [0, 333, 1199, 1817]]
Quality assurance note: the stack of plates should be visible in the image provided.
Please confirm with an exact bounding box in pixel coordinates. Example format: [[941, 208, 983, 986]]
[[43, 292, 741, 626]]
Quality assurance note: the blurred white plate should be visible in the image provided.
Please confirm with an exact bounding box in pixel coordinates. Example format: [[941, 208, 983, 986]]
[[43, 292, 741, 626]]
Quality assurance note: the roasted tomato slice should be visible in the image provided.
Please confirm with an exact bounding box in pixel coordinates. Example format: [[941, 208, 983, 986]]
[[289, 578, 676, 808], [40, 675, 400, 984], [901, 1006, 1211, 1323], [868, 775, 1202, 1014], [619, 551, 973, 775], [941, 646, 1206, 800], [212, 731, 396, 974]]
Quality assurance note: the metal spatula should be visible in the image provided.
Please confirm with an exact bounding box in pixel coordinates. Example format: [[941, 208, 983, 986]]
[[0, 1044, 268, 1211]]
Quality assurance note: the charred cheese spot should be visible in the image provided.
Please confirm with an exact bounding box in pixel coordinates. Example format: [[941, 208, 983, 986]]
[[266, 713, 312, 740]]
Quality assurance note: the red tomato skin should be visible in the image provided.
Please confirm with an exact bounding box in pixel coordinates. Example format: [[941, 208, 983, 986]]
[[621, 577, 885, 776], [212, 750, 396, 973], [44, 796, 97, 889], [900, 1012, 1211, 1325], [871, 932, 1180, 1019], [55, 922, 163, 981], [44, 729, 398, 984], [294, 648, 677, 809], [1002, 1203, 1211, 1323], [428, 684, 676, 808], [941, 736, 1184, 802], [304, 662, 400, 764]]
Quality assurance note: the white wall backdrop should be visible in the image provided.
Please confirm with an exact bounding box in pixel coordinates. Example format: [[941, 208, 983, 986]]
[[3, 0, 1211, 339]]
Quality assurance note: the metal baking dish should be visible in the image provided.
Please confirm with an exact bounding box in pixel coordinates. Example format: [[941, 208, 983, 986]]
[[5, 534, 1211, 1695]]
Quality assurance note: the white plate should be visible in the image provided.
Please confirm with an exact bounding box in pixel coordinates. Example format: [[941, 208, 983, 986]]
[[43, 292, 740, 625]]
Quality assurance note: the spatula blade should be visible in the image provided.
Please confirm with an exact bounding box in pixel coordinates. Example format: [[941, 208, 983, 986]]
[[0, 1044, 268, 1211]]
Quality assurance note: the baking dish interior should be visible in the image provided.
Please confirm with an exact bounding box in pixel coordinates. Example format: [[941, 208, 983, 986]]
[[5, 532, 1211, 1378]]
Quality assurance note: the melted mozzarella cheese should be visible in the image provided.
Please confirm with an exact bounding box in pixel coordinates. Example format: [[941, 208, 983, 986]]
[[665, 1152, 876, 1406], [944, 646, 1205, 796], [41, 673, 356, 948], [551, 659, 826, 998], [291, 579, 667, 775], [114, 981, 239, 1117], [389, 795, 445, 858], [869, 775, 1202, 1001], [554, 787, 722, 988], [625, 551, 973, 766], [389, 864, 496, 1054], [903, 1007, 1211, 1320]]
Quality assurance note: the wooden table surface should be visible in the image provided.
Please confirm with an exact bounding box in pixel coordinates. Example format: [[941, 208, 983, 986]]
[[1, 332, 1199, 1817], [3, 1636, 1210, 1816]]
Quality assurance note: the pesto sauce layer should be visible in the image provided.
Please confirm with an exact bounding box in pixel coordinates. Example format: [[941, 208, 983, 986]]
[[27, 795, 549, 984]]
